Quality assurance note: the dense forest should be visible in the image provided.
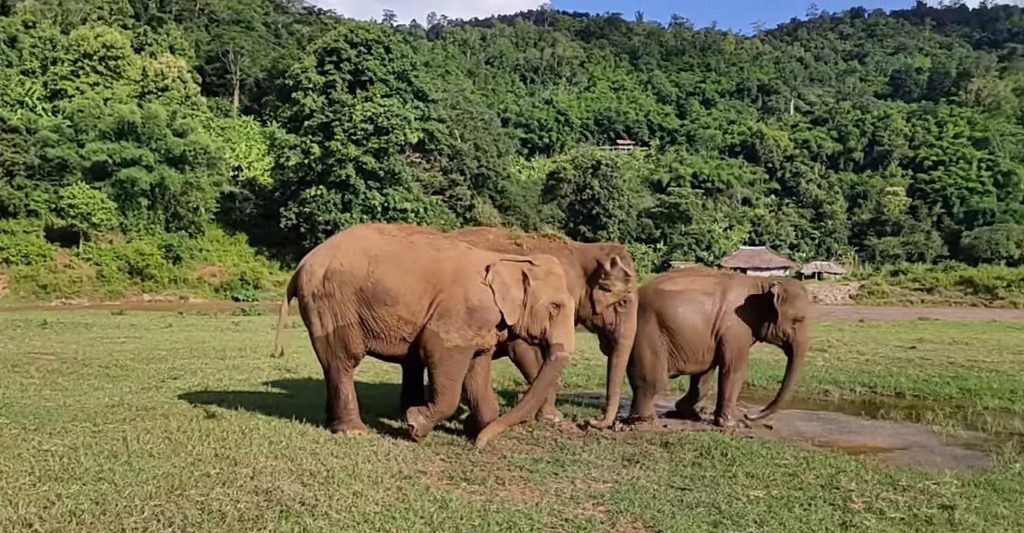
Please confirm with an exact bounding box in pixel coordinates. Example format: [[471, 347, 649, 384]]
[[4, 0, 1024, 302]]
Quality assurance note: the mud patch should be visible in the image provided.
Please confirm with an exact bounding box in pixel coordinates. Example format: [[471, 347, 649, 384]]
[[807, 282, 863, 306], [0, 300, 272, 314], [565, 392, 997, 473]]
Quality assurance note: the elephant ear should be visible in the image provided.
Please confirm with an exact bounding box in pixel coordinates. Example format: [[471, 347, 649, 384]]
[[597, 255, 636, 290], [485, 259, 534, 327]]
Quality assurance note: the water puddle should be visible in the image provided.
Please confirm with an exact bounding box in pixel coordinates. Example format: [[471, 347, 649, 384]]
[[564, 391, 1009, 473]]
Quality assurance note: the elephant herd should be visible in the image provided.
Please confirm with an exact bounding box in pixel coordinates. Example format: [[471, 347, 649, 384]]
[[272, 222, 812, 448]]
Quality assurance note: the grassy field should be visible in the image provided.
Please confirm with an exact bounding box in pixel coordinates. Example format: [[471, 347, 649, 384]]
[[1, 309, 1023, 532]]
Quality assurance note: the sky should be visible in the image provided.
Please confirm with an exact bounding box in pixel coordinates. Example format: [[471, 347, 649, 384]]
[[309, 1, 1006, 32]]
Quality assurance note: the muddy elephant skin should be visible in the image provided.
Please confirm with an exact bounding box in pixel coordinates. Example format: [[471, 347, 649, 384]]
[[273, 223, 577, 448], [627, 267, 811, 427], [435, 227, 639, 428]]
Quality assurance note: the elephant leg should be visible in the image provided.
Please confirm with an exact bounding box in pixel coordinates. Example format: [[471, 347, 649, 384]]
[[713, 344, 749, 428], [406, 347, 473, 442], [667, 369, 713, 421], [462, 352, 500, 438], [509, 341, 563, 423], [624, 336, 667, 424], [310, 330, 367, 435], [400, 357, 427, 411]]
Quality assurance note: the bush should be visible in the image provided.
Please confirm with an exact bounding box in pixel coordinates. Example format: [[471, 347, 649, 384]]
[[855, 262, 1024, 307], [0, 229, 55, 266], [959, 224, 1024, 266], [0, 224, 288, 302]]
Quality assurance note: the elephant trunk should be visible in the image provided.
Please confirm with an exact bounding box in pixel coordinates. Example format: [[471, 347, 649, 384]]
[[590, 298, 638, 428], [746, 337, 806, 421], [475, 341, 573, 448]]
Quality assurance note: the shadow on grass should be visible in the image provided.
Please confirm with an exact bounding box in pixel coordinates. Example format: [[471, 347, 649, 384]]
[[178, 378, 418, 439], [178, 378, 511, 441]]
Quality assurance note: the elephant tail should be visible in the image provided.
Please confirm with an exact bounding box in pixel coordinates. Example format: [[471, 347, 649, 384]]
[[272, 272, 298, 358]]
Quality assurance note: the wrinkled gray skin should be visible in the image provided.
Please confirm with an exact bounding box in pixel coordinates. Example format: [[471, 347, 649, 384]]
[[627, 267, 812, 427], [399, 226, 639, 428], [273, 223, 577, 448]]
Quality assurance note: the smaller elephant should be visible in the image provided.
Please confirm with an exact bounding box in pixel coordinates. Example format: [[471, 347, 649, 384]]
[[439, 227, 639, 427], [627, 267, 811, 427], [273, 223, 577, 448]]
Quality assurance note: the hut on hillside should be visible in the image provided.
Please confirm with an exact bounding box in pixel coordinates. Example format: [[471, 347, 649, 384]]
[[599, 138, 641, 152], [719, 246, 796, 277], [799, 261, 848, 280]]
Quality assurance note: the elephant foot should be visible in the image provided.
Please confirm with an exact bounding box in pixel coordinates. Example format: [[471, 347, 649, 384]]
[[585, 415, 617, 429], [405, 406, 434, 442], [713, 414, 735, 429], [328, 420, 368, 436], [536, 405, 564, 424]]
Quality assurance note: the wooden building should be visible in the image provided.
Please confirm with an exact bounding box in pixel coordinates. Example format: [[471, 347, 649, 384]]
[[718, 246, 796, 277]]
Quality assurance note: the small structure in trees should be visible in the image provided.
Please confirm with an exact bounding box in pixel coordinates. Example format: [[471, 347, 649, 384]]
[[669, 261, 699, 270], [599, 138, 640, 152], [799, 261, 848, 280], [718, 246, 796, 277]]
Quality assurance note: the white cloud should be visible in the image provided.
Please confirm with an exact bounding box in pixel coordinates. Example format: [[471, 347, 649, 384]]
[[309, 0, 545, 24]]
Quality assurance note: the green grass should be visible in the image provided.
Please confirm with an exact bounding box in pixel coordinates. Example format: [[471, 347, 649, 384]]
[[1, 310, 1023, 532]]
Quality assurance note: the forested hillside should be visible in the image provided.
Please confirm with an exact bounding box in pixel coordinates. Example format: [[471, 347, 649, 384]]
[[3, 0, 1024, 302]]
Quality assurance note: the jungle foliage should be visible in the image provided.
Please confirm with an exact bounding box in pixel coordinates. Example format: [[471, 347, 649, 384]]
[[3, 1, 1024, 299]]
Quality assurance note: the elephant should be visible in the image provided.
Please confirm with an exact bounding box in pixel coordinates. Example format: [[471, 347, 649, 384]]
[[399, 226, 639, 428], [626, 266, 811, 428], [272, 223, 577, 448]]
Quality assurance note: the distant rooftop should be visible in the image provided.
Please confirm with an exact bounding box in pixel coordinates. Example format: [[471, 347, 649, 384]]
[[719, 246, 796, 269]]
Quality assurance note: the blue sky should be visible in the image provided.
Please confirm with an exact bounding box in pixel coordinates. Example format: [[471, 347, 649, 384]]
[[555, 0, 919, 32], [311, 1, 988, 30]]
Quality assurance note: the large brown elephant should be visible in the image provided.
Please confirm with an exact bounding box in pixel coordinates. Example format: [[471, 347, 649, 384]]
[[403, 227, 639, 428], [272, 223, 577, 448], [626, 267, 811, 427]]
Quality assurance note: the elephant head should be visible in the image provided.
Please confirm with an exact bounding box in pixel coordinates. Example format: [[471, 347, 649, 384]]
[[746, 277, 812, 421], [475, 254, 577, 447], [581, 253, 638, 427]]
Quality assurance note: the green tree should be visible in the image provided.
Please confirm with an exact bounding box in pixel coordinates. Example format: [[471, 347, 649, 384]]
[[55, 182, 120, 247]]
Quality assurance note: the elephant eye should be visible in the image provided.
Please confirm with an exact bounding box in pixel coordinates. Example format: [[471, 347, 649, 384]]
[[614, 298, 630, 310], [549, 302, 563, 314]]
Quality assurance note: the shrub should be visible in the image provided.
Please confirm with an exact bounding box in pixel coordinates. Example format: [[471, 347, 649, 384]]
[[959, 224, 1024, 266], [0, 232, 55, 266]]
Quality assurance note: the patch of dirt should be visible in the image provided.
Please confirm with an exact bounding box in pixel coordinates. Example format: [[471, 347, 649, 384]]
[[566, 392, 997, 473], [815, 305, 1024, 322], [191, 265, 228, 283], [0, 300, 267, 314], [54, 249, 74, 268], [807, 282, 863, 305], [49, 298, 90, 307]]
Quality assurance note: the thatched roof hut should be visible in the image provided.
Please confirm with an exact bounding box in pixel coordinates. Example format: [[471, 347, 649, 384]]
[[719, 246, 796, 277], [799, 261, 848, 280]]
